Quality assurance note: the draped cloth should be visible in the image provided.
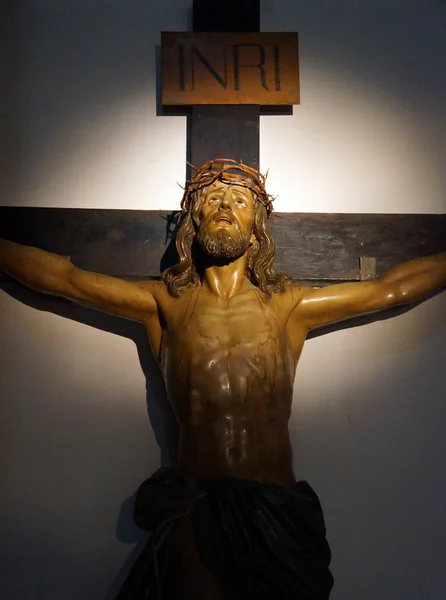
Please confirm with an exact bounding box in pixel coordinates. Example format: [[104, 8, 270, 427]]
[[115, 468, 334, 600]]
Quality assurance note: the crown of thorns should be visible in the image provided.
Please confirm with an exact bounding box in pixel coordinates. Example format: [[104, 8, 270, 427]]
[[180, 159, 274, 217]]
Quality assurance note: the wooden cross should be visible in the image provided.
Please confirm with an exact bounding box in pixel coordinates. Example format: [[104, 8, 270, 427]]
[[0, 0, 444, 284], [0, 5, 445, 599]]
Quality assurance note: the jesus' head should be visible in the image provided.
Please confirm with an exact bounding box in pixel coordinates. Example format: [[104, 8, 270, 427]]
[[162, 159, 289, 297], [196, 180, 256, 260]]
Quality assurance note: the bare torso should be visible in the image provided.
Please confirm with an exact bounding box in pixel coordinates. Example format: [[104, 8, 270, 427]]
[[145, 282, 307, 484], [5, 175, 439, 488], [2, 177, 441, 488]]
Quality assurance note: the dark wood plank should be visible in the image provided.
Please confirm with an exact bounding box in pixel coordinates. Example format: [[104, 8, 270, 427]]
[[188, 105, 260, 169], [188, 0, 261, 171], [1, 207, 444, 286], [270, 212, 445, 282], [192, 0, 260, 32]]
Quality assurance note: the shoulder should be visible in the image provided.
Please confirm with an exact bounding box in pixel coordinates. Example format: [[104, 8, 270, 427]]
[[254, 283, 314, 325], [135, 279, 164, 294], [270, 282, 312, 311], [134, 279, 176, 305], [138, 278, 201, 307]]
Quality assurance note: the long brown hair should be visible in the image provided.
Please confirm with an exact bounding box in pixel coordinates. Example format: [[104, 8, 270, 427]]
[[162, 160, 290, 297]]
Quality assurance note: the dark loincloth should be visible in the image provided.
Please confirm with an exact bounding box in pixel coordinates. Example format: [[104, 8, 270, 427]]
[[115, 468, 334, 599]]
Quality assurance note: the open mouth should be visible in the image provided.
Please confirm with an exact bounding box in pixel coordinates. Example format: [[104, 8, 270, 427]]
[[214, 215, 233, 225]]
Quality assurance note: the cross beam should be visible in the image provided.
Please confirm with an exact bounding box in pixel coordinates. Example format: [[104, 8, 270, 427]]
[[1, 207, 444, 287], [0, 0, 444, 287]]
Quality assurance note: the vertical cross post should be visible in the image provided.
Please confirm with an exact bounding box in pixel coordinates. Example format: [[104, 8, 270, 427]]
[[188, 0, 261, 172]]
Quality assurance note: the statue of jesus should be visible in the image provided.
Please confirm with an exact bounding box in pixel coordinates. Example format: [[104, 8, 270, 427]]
[[1, 159, 445, 599]]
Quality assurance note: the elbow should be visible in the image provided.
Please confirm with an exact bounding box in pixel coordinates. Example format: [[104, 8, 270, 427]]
[[41, 259, 76, 297], [380, 282, 406, 308], [385, 279, 421, 308]]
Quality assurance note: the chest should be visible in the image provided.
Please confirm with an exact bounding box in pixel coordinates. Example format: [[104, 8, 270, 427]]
[[170, 290, 283, 350]]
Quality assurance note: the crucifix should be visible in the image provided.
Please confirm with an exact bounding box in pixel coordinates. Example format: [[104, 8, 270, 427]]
[[0, 1, 445, 599]]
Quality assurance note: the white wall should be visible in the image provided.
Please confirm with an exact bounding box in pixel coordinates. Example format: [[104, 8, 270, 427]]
[[1, 1, 445, 598]]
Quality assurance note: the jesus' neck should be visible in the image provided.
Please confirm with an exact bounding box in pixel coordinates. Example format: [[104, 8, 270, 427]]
[[201, 252, 251, 301]]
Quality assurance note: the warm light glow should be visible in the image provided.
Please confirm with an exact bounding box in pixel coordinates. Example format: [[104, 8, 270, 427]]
[[6, 50, 445, 214], [262, 68, 446, 213]]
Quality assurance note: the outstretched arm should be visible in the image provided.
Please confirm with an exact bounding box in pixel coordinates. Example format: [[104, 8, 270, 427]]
[[0, 238, 158, 321], [294, 252, 446, 331]]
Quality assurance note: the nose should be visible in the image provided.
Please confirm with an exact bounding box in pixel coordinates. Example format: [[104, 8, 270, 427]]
[[219, 191, 232, 210]]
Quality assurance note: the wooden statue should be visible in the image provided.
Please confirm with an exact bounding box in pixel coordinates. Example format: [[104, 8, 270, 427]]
[[0, 159, 445, 599]]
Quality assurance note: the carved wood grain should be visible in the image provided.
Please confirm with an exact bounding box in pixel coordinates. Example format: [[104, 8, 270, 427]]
[[1, 207, 444, 286]]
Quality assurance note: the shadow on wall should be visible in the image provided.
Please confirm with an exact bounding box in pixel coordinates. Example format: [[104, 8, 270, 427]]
[[0, 280, 179, 600]]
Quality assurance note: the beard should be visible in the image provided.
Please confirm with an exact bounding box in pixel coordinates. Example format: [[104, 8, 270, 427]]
[[196, 225, 252, 259]]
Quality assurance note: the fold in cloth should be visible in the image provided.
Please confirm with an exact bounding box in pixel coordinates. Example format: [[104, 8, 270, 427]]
[[116, 468, 334, 599]]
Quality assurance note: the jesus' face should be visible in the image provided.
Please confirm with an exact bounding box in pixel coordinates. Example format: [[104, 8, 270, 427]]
[[197, 182, 256, 259]]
